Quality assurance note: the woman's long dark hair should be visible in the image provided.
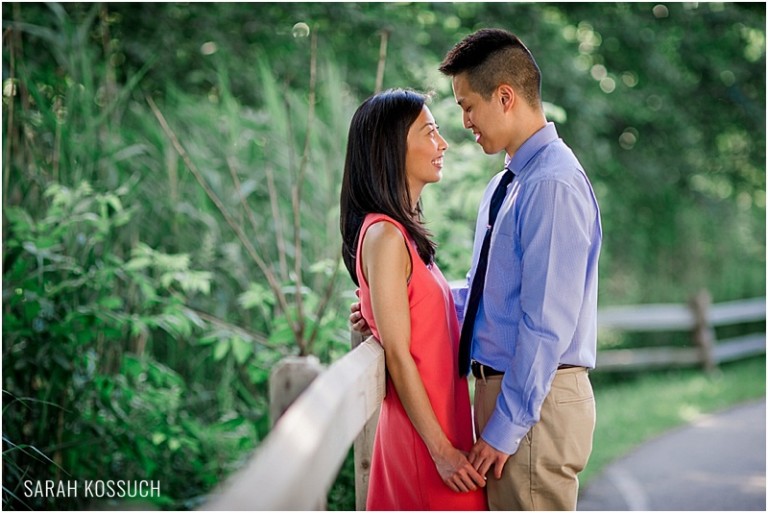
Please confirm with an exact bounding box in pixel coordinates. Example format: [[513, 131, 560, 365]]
[[340, 89, 437, 286]]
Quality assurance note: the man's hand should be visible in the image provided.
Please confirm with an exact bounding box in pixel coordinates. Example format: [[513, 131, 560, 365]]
[[349, 301, 372, 338], [469, 438, 510, 480]]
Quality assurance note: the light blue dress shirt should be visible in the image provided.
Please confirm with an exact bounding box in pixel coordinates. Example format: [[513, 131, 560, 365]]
[[452, 122, 602, 455]]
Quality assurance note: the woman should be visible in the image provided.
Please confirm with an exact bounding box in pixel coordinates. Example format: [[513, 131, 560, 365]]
[[340, 89, 487, 510]]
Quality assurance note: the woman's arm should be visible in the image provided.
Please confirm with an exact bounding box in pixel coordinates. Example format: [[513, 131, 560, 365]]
[[362, 221, 485, 493]]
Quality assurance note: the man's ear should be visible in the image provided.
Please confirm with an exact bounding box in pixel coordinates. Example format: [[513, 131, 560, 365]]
[[497, 84, 516, 112]]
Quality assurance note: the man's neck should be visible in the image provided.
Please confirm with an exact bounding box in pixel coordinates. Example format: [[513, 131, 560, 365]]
[[505, 115, 547, 159]]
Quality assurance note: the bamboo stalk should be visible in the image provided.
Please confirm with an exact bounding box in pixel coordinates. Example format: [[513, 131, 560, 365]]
[[100, 5, 118, 125], [52, 96, 62, 182], [375, 29, 390, 93], [290, 28, 319, 354], [265, 163, 289, 283], [306, 254, 342, 355], [3, 21, 17, 207], [226, 156, 270, 262]]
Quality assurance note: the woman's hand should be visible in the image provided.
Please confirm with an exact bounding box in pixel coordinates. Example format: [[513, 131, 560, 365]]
[[430, 444, 487, 493]]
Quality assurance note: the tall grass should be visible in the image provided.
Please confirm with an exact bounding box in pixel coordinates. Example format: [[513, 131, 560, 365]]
[[3, 5, 361, 509]]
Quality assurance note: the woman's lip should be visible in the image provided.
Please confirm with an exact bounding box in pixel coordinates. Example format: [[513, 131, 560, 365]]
[[474, 132, 481, 142]]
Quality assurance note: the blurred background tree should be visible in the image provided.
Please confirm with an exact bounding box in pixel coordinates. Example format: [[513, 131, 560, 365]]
[[2, 2, 764, 510]]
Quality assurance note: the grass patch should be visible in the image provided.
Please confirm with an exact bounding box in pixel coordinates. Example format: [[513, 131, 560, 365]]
[[583, 356, 766, 485]]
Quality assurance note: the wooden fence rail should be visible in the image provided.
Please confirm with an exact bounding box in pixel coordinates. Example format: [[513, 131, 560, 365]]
[[597, 292, 765, 372], [204, 337, 384, 510], [202, 293, 765, 510]]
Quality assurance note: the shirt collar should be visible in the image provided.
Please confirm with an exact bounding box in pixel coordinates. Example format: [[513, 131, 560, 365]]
[[505, 122, 559, 175]]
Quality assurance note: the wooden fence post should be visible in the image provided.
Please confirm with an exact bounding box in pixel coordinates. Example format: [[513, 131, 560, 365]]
[[268, 355, 326, 509], [690, 289, 717, 374], [269, 355, 325, 426], [352, 331, 380, 511]]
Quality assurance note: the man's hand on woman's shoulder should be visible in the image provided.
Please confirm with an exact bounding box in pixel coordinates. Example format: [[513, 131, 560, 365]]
[[349, 300, 373, 338]]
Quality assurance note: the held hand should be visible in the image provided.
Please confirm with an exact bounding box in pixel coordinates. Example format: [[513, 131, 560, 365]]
[[469, 438, 510, 480], [431, 445, 487, 493], [349, 300, 372, 338]]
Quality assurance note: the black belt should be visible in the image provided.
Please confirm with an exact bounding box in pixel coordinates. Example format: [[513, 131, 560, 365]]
[[471, 361, 581, 379], [471, 361, 503, 378]]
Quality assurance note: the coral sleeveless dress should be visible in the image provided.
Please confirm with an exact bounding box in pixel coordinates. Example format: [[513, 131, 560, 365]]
[[356, 213, 487, 511]]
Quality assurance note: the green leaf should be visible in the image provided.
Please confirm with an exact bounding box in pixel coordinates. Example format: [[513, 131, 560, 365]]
[[99, 296, 124, 310], [4, 207, 35, 237], [155, 311, 192, 338], [100, 193, 124, 214], [231, 337, 252, 365], [122, 355, 144, 379], [238, 282, 276, 309], [172, 271, 212, 295], [268, 320, 295, 346], [125, 256, 152, 271], [213, 339, 230, 361], [168, 438, 181, 451], [308, 258, 335, 276], [154, 252, 190, 272]]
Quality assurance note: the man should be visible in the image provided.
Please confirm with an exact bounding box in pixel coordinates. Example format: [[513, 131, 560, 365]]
[[439, 28, 601, 511], [351, 28, 601, 510]]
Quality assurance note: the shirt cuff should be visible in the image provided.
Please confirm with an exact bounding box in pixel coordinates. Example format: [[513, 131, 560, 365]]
[[481, 408, 531, 456], [451, 286, 468, 324]]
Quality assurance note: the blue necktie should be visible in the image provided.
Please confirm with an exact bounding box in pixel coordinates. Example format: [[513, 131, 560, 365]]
[[458, 170, 515, 377]]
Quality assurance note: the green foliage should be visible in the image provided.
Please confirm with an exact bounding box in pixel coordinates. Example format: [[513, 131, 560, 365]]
[[548, 3, 766, 305], [3, 3, 355, 509], [327, 449, 356, 511], [2, 182, 258, 510]]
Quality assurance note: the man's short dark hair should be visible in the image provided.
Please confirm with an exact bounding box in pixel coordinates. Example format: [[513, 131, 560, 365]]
[[439, 28, 542, 108]]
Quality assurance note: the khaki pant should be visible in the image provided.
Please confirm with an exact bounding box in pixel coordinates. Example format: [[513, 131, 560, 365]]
[[474, 367, 595, 511]]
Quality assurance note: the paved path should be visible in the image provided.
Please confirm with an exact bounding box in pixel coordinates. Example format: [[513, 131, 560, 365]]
[[578, 398, 766, 511]]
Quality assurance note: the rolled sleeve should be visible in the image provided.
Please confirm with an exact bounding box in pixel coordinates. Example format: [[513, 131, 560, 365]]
[[482, 407, 530, 455]]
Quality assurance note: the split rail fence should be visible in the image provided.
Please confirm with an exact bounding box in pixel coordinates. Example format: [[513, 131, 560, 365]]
[[202, 291, 765, 510]]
